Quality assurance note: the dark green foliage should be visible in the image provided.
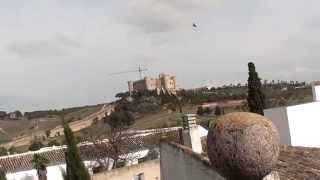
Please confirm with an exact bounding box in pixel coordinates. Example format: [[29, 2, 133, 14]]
[[106, 110, 135, 129], [198, 119, 211, 129], [8, 147, 17, 154], [205, 107, 213, 114], [159, 92, 189, 113], [32, 154, 49, 180], [114, 98, 134, 112], [197, 107, 213, 115], [115, 92, 130, 99], [29, 141, 44, 151], [24, 110, 61, 119], [13, 111, 23, 118], [45, 130, 51, 138], [115, 95, 161, 114], [47, 140, 61, 147], [32, 154, 49, 169], [0, 169, 6, 180], [64, 123, 90, 180], [180, 88, 247, 105], [0, 147, 19, 156], [197, 107, 204, 115], [0, 147, 7, 157], [214, 106, 223, 116], [247, 62, 266, 115], [24, 105, 100, 120], [0, 111, 7, 119]]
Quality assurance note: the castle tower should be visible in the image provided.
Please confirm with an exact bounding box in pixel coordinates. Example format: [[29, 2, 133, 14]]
[[144, 77, 152, 91], [128, 81, 134, 95]]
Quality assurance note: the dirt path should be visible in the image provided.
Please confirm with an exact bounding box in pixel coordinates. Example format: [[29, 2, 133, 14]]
[[1, 104, 114, 148]]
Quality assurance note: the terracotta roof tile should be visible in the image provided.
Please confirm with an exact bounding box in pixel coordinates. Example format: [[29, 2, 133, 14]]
[[167, 142, 320, 179], [0, 130, 181, 173]]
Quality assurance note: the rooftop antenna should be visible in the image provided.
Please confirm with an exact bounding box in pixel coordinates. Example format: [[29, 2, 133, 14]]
[[109, 66, 148, 79]]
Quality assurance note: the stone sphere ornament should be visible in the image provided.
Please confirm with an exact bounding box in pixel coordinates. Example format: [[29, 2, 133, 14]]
[[207, 112, 280, 180]]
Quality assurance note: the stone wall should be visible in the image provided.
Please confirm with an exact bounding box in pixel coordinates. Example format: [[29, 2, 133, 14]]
[[128, 74, 177, 94]]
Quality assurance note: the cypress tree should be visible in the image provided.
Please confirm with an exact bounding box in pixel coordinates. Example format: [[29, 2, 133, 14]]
[[214, 106, 222, 116], [32, 154, 49, 180], [64, 123, 90, 180], [247, 62, 266, 115], [0, 169, 6, 180]]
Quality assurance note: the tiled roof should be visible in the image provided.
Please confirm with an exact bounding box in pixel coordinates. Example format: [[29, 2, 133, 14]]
[[275, 145, 320, 179], [167, 142, 320, 179], [312, 81, 320, 86], [0, 147, 66, 172], [0, 129, 181, 173]]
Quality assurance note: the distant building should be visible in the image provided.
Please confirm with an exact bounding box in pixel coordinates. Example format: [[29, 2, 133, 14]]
[[8, 113, 17, 120], [8, 111, 22, 120], [264, 81, 320, 148], [128, 74, 177, 95]]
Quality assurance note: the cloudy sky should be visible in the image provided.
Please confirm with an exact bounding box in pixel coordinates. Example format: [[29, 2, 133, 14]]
[[1, 0, 320, 112]]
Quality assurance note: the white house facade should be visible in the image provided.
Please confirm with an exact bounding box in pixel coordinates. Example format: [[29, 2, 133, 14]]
[[264, 82, 320, 148]]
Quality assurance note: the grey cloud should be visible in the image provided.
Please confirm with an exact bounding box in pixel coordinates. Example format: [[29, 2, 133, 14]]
[[7, 34, 81, 58], [122, 0, 216, 34], [53, 34, 82, 48], [3, 0, 320, 112], [8, 40, 66, 58], [160, 0, 220, 12]]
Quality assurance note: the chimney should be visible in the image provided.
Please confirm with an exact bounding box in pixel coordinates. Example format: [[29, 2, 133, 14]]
[[181, 114, 203, 153], [312, 81, 320, 102]]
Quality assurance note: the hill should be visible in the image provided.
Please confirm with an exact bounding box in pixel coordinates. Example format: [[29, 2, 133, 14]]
[[0, 104, 109, 147], [0, 81, 312, 152]]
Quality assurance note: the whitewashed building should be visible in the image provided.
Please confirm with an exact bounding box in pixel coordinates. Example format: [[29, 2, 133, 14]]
[[264, 82, 320, 147], [0, 145, 115, 180], [0, 126, 188, 180]]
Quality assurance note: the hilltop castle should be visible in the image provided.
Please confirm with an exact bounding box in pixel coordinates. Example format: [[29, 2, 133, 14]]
[[128, 74, 177, 95]]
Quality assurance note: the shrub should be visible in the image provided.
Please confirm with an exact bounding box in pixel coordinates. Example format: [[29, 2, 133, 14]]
[[197, 107, 204, 115], [106, 110, 135, 129], [47, 140, 61, 147], [0, 169, 6, 180], [0, 147, 7, 157], [29, 141, 44, 151], [45, 130, 51, 138]]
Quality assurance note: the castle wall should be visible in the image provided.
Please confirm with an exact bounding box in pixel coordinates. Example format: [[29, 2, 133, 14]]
[[129, 74, 177, 94]]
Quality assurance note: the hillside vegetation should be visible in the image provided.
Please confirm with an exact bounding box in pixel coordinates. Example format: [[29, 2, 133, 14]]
[[77, 81, 312, 141], [0, 104, 103, 145], [0, 80, 312, 152]]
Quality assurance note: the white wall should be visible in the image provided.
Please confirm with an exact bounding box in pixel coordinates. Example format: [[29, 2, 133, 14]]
[[265, 102, 320, 148], [287, 102, 320, 147], [92, 159, 160, 180], [312, 85, 320, 102], [264, 107, 291, 145], [6, 165, 66, 180], [6, 160, 113, 180]]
